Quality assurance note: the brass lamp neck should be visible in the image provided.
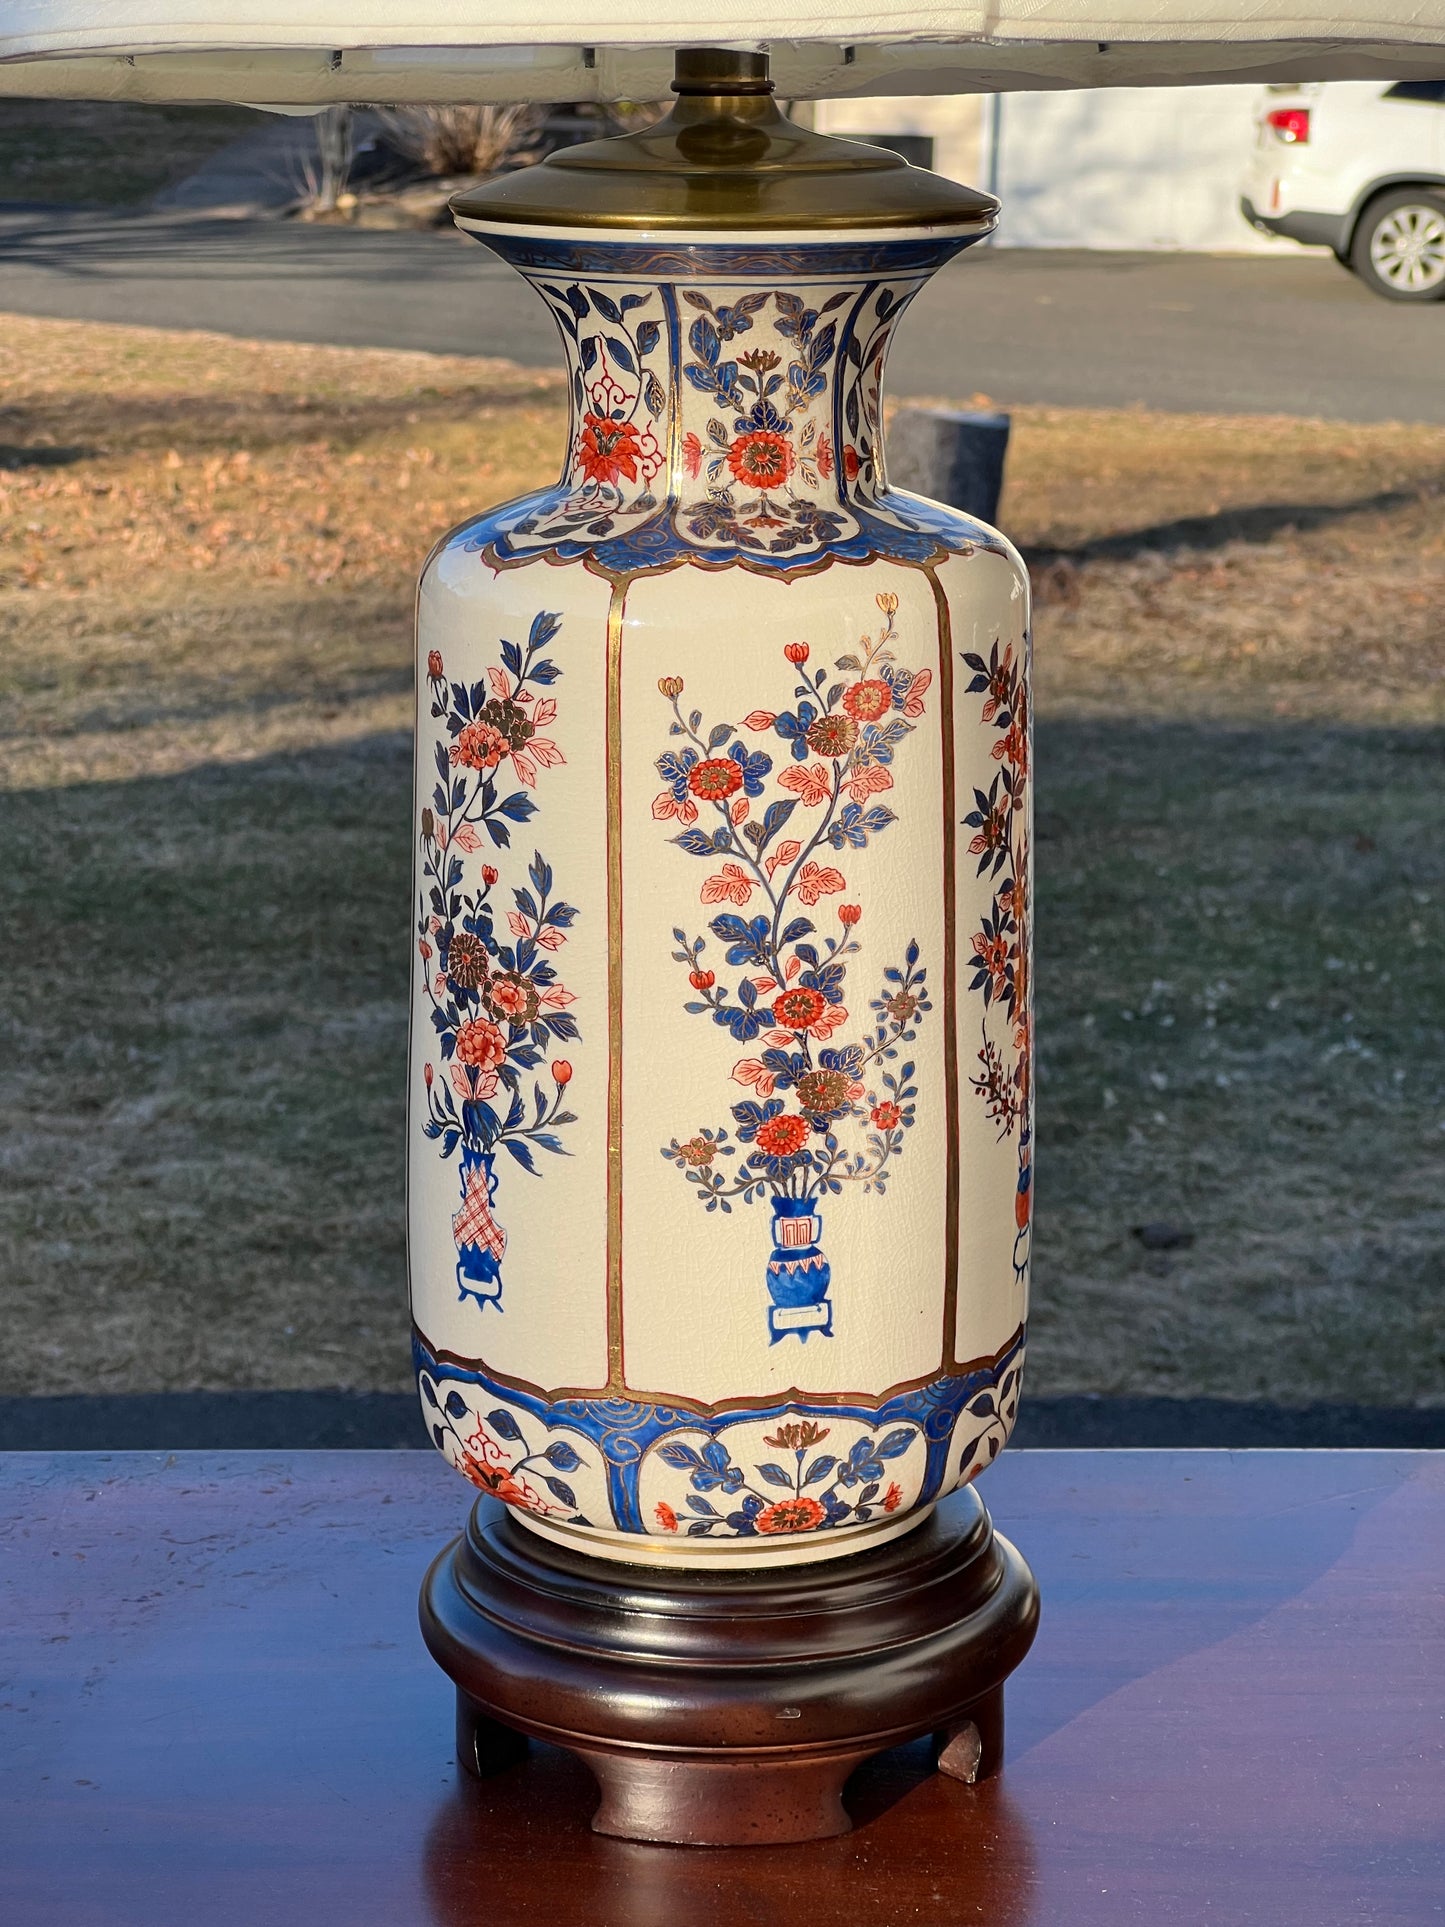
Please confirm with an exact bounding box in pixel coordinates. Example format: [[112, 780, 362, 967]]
[[671, 47, 775, 97]]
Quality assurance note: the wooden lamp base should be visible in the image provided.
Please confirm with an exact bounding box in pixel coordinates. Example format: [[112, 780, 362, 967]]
[[418, 1486, 1038, 1847]]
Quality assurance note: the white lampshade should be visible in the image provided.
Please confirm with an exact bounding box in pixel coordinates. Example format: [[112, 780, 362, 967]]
[[2, 4, 1444, 103]]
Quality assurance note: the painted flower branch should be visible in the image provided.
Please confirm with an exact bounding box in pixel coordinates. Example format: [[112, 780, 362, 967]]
[[417, 613, 581, 1183], [420, 1371, 591, 1525], [654, 1418, 914, 1539], [961, 633, 1033, 1264], [656, 592, 932, 1212]]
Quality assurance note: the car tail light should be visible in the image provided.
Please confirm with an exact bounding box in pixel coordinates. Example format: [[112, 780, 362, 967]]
[[1265, 107, 1311, 144]]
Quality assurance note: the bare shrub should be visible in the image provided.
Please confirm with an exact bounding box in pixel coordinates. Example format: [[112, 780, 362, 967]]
[[377, 104, 546, 180], [293, 104, 355, 214]]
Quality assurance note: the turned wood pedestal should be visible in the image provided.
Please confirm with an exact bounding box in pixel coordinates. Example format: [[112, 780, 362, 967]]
[[418, 1484, 1038, 1846]]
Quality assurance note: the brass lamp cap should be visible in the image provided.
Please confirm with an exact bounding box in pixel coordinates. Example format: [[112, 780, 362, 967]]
[[449, 47, 998, 236]]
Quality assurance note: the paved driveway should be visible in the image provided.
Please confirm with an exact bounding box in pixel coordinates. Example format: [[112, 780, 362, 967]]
[[1, 208, 1440, 421]]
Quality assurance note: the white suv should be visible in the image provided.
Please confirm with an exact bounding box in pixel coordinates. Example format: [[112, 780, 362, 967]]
[[1241, 80, 1445, 301]]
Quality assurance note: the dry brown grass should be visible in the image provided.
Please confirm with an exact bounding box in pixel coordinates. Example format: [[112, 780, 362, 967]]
[[1, 314, 1442, 1403], [0, 101, 261, 206]]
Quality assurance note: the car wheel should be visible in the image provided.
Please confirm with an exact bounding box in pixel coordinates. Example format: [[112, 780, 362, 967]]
[[1351, 189, 1445, 302]]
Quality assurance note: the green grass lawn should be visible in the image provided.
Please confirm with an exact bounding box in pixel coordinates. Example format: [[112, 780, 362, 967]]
[[1, 315, 1442, 1403]]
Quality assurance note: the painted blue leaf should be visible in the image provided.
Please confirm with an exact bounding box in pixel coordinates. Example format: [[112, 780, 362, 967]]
[[761, 798, 796, 845], [503, 1138, 537, 1172], [686, 1494, 719, 1517], [636, 318, 661, 355], [756, 1463, 793, 1488], [673, 828, 720, 857], [487, 1408, 524, 1442], [659, 1441, 702, 1469], [717, 1004, 766, 1042], [604, 335, 636, 375], [586, 286, 622, 323], [877, 1428, 915, 1459], [544, 1441, 582, 1472], [443, 1390, 468, 1420], [543, 1476, 577, 1508], [803, 1455, 838, 1486]]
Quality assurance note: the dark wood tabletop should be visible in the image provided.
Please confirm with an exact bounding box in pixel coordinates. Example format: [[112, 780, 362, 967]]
[[1, 1448, 1440, 1926]]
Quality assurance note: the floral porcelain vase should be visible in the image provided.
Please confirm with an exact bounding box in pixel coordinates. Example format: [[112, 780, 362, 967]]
[[408, 56, 1032, 1569]]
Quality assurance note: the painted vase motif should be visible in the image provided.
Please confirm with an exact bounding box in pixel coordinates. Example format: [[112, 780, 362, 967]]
[[408, 203, 1032, 1566]]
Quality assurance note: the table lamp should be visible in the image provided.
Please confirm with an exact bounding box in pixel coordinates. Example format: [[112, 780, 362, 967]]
[[8, 0, 1443, 1851]]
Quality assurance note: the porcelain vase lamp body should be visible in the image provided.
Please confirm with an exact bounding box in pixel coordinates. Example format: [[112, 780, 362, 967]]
[[408, 189, 1033, 1570]]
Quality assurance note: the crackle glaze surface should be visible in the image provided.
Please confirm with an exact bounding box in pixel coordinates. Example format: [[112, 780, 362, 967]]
[[409, 223, 1032, 1565]]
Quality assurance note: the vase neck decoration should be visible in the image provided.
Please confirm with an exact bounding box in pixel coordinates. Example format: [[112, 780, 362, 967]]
[[449, 55, 1001, 583]]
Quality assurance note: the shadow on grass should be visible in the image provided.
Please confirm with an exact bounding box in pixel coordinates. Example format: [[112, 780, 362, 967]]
[[0, 441, 95, 470], [0, 380, 559, 461], [1028, 483, 1440, 564]]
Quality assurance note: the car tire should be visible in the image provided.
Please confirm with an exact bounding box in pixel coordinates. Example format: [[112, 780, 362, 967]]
[[1350, 188, 1445, 302]]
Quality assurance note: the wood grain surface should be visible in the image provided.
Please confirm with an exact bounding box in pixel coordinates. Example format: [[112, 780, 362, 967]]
[[1, 1450, 1441, 1926]]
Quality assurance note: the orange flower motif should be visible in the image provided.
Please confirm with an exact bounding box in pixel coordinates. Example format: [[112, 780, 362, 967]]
[[688, 757, 743, 801], [777, 761, 832, 808], [681, 431, 703, 479], [727, 429, 794, 490], [655, 1501, 680, 1531], [805, 713, 857, 759], [455, 1017, 506, 1071], [882, 1481, 903, 1512], [871, 1101, 902, 1130], [992, 719, 1029, 776], [772, 985, 827, 1032], [451, 719, 509, 772], [756, 1496, 826, 1534], [575, 412, 642, 486], [755, 1113, 810, 1157], [843, 679, 891, 723], [784, 641, 810, 666]]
